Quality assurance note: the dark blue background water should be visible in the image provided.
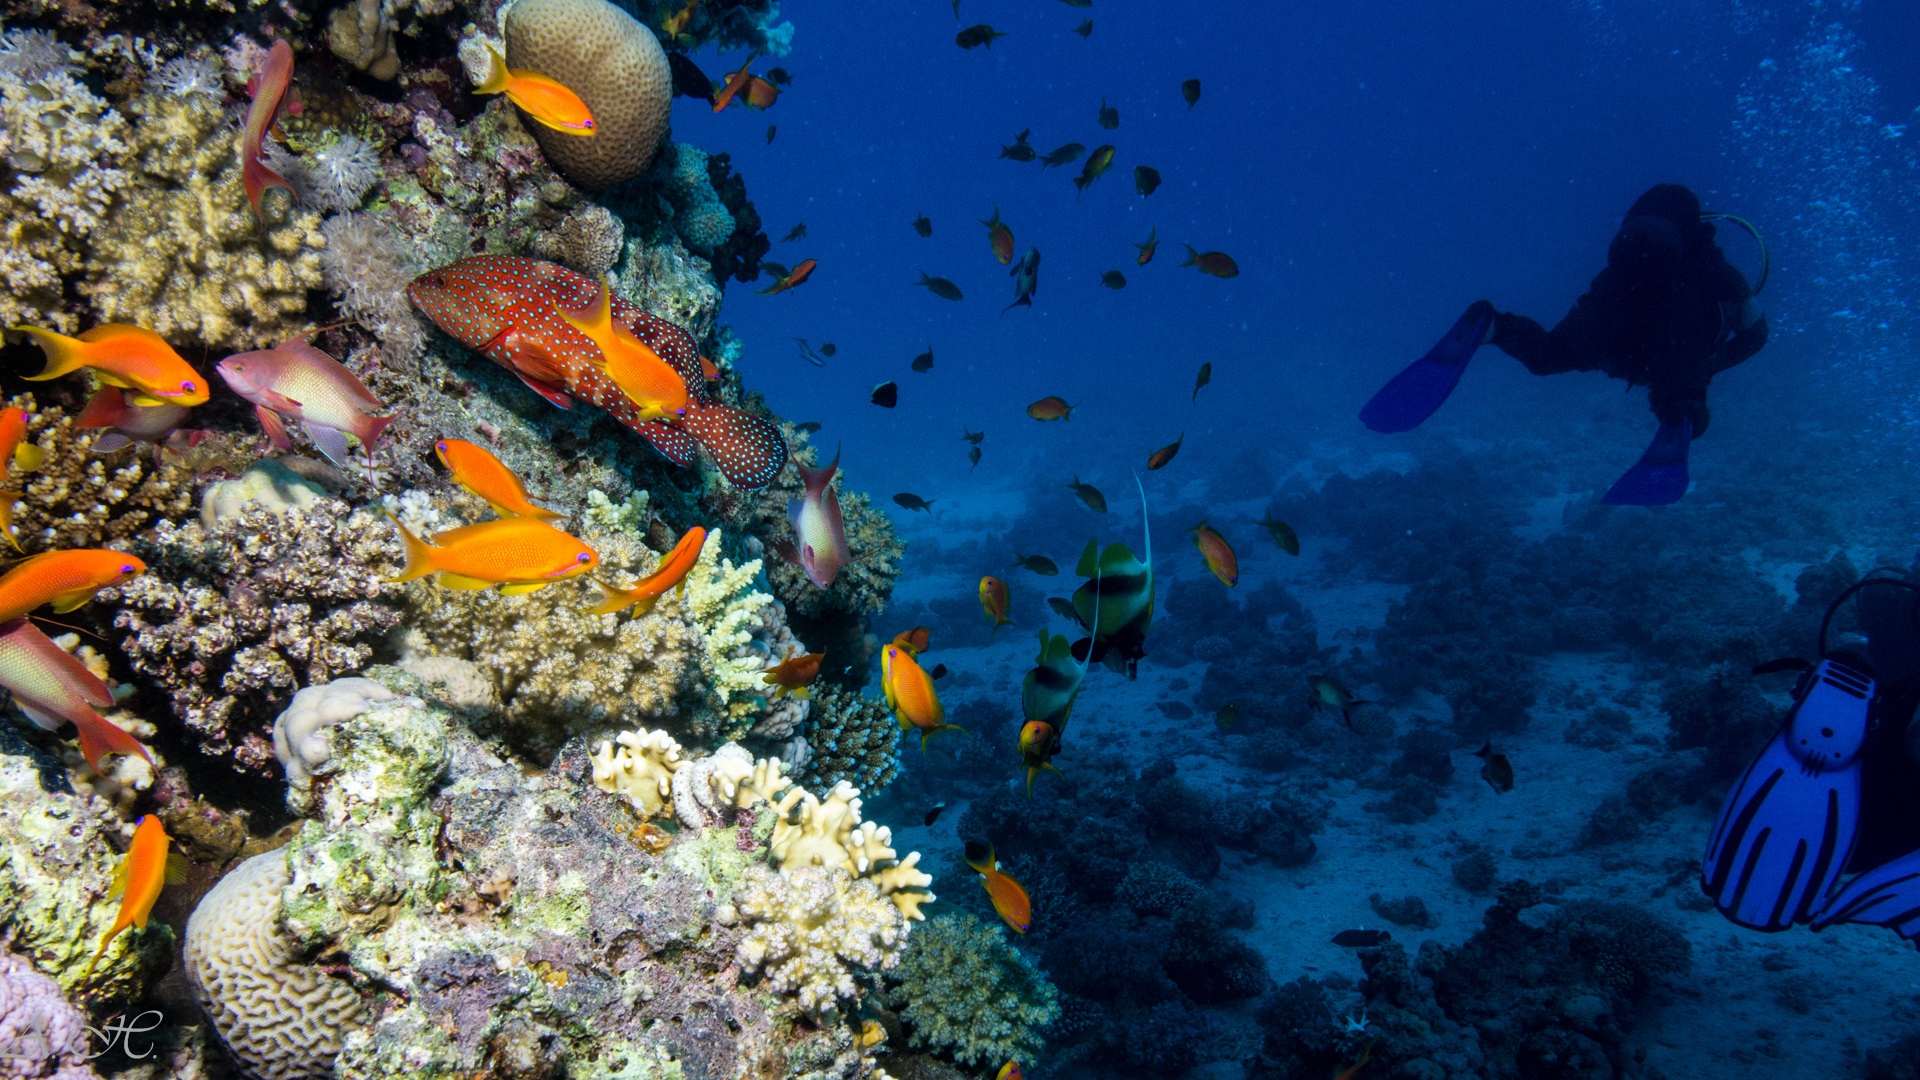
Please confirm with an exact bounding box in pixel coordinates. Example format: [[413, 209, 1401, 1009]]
[[672, 0, 1918, 507]]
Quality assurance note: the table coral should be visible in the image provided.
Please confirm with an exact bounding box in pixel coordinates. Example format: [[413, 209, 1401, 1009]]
[[82, 61, 327, 349], [102, 500, 405, 773], [800, 683, 901, 793], [881, 912, 1059, 1067]]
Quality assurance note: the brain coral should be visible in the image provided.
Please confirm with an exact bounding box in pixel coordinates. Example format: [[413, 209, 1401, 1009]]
[[184, 851, 366, 1080], [503, 0, 671, 189], [0, 947, 98, 1080]]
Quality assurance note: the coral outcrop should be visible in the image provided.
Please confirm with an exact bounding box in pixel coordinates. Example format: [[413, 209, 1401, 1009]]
[[500, 0, 672, 189], [272, 677, 398, 811], [881, 912, 1060, 1067], [2, 396, 198, 554], [736, 864, 909, 1020], [801, 683, 901, 793]]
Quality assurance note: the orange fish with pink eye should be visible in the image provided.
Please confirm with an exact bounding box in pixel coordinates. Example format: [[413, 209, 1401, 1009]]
[[81, 814, 187, 990], [891, 626, 931, 656], [0, 617, 149, 772], [387, 514, 598, 595], [981, 205, 1014, 265], [978, 576, 1012, 635], [0, 549, 146, 622], [475, 43, 596, 135], [997, 1064, 1024, 1080], [711, 48, 763, 111], [964, 841, 1031, 933], [1191, 521, 1237, 586], [587, 526, 705, 615], [1147, 432, 1183, 470], [0, 407, 44, 474], [434, 438, 562, 522], [13, 324, 208, 407], [883, 642, 963, 750], [762, 651, 824, 699], [557, 279, 690, 423]]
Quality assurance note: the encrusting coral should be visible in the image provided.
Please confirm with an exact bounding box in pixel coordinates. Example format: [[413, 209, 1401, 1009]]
[[881, 912, 1060, 1067]]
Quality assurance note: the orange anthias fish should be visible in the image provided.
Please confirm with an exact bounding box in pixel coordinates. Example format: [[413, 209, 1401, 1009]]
[[712, 48, 763, 112], [883, 642, 964, 750], [409, 257, 788, 489], [434, 438, 562, 521], [1018, 719, 1059, 795], [789, 448, 851, 589], [1135, 226, 1159, 266], [1026, 396, 1074, 422], [0, 407, 44, 473], [997, 1064, 1024, 1080], [1181, 245, 1240, 278], [0, 617, 149, 771], [978, 575, 1012, 634], [757, 258, 817, 296], [588, 525, 705, 615], [964, 841, 1031, 933], [217, 338, 392, 466], [981, 206, 1014, 265], [890, 625, 932, 655], [14, 324, 208, 407], [0, 549, 146, 622], [241, 38, 295, 218], [387, 515, 599, 595], [72, 390, 190, 454], [762, 651, 823, 698], [82, 814, 186, 989], [1147, 432, 1183, 470], [557, 280, 690, 423], [476, 43, 596, 135], [1190, 521, 1238, 586], [740, 74, 779, 110], [661, 0, 698, 38]]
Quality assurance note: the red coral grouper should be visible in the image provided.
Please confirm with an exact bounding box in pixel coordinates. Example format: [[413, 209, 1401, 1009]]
[[408, 257, 789, 489]]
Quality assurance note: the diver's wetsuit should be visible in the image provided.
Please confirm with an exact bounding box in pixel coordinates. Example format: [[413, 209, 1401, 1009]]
[[1485, 184, 1767, 436], [1855, 575, 1920, 871]]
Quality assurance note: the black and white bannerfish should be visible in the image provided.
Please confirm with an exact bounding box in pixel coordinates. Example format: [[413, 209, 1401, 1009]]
[[1067, 475, 1154, 677]]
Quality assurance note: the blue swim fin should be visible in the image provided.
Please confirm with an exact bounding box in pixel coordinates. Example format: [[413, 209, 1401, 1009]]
[[1810, 848, 1920, 943], [1601, 419, 1691, 505], [1702, 655, 1873, 931], [1360, 301, 1493, 433]]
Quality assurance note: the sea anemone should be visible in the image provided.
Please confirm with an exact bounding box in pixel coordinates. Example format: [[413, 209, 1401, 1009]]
[[305, 134, 384, 212], [148, 54, 223, 101], [0, 28, 70, 80]]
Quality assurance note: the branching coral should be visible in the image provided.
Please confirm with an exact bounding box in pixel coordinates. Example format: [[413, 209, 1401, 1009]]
[[736, 864, 907, 1019], [659, 142, 735, 254], [103, 500, 405, 774], [82, 62, 326, 349], [1, 394, 198, 554], [882, 912, 1058, 1067], [799, 683, 899, 793], [768, 780, 932, 919], [589, 727, 687, 817]]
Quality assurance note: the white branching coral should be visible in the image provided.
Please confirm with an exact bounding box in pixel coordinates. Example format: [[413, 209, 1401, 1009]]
[[682, 529, 778, 725], [769, 781, 933, 920], [735, 865, 907, 1019], [589, 728, 685, 817]]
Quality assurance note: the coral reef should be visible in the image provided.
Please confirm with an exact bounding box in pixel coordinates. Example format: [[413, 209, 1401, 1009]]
[[500, 0, 672, 189], [0, 949, 100, 1080], [736, 864, 908, 1019], [327, 0, 401, 81], [660, 142, 737, 254], [318, 212, 427, 365], [531, 201, 624, 278], [2, 395, 199, 554], [882, 912, 1059, 1067], [199, 458, 328, 525], [800, 683, 901, 793]]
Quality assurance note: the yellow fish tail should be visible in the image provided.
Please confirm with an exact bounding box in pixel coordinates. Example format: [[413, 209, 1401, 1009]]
[[556, 280, 616, 353], [919, 723, 966, 752], [13, 443, 44, 471], [385, 516, 441, 583], [476, 43, 513, 96], [12, 326, 91, 382]]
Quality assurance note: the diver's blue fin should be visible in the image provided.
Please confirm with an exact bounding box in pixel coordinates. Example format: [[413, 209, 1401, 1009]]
[[1702, 655, 1873, 930], [1811, 848, 1920, 942], [1359, 301, 1493, 433], [1602, 419, 1691, 505]]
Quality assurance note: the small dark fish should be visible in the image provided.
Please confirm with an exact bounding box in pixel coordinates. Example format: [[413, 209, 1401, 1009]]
[[763, 260, 789, 280], [1147, 433, 1183, 470], [913, 214, 933, 237], [960, 428, 985, 446], [1025, 395, 1073, 421], [1047, 596, 1080, 622], [871, 381, 898, 408], [912, 348, 935, 373], [1057, 0, 1090, 6], [766, 66, 793, 87], [819, 342, 837, 357], [1256, 510, 1299, 556], [1182, 78, 1201, 108], [1097, 98, 1118, 130], [925, 802, 947, 826], [1134, 165, 1161, 197], [1099, 270, 1126, 290], [930, 663, 948, 680], [1474, 740, 1515, 793], [1067, 475, 1107, 512], [999, 128, 1036, 162], [790, 337, 827, 367], [1134, 226, 1158, 266], [766, 124, 777, 144], [667, 51, 716, 105], [1308, 676, 1369, 731], [1073, 144, 1115, 197], [1011, 553, 1059, 576], [1073, 19, 1092, 37], [956, 24, 1007, 49], [981, 205, 1015, 265], [916, 272, 963, 301], [968, 445, 981, 469], [782, 223, 807, 242], [1215, 702, 1239, 732], [1192, 362, 1211, 402], [1006, 248, 1041, 311], [1040, 143, 1085, 170], [893, 492, 935, 513], [794, 421, 822, 434], [1181, 245, 1239, 278], [1331, 929, 1390, 948]]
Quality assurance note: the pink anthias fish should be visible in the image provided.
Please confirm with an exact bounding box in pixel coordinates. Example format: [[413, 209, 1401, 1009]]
[[788, 447, 850, 588], [241, 39, 295, 218], [73, 389, 192, 453], [218, 339, 393, 466], [0, 617, 148, 772], [407, 256, 789, 489]]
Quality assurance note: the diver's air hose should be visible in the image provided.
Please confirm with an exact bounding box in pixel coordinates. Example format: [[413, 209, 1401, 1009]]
[[1702, 212, 1770, 296]]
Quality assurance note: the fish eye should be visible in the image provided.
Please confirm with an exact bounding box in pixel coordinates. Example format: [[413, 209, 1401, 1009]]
[[576, 552, 591, 564], [120, 564, 136, 574], [435, 440, 448, 452], [182, 381, 196, 392], [582, 120, 595, 130]]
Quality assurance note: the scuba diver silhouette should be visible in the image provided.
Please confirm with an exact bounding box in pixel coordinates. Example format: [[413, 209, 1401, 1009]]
[[1361, 184, 1768, 505], [1702, 569, 1920, 943]]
